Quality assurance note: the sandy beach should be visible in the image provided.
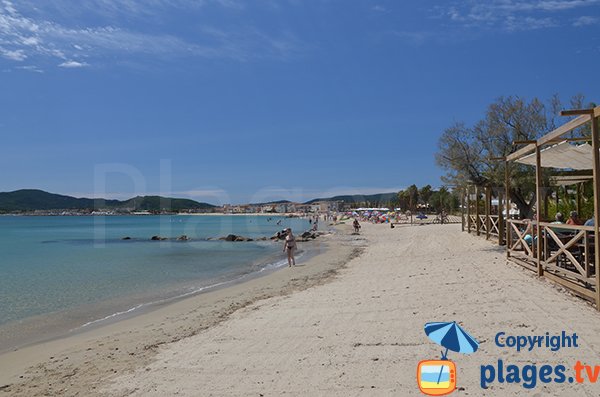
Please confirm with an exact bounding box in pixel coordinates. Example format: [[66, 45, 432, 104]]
[[5, 222, 600, 395]]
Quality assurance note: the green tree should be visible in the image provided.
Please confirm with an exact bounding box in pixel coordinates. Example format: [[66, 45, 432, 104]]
[[419, 185, 433, 205]]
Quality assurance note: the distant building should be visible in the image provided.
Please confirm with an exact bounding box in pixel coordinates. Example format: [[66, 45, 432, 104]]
[[311, 201, 340, 213]]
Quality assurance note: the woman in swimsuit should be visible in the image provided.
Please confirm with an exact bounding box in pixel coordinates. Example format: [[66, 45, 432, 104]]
[[283, 227, 296, 267]]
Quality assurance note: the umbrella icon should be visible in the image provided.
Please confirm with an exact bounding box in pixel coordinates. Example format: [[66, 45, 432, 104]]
[[424, 321, 479, 385]]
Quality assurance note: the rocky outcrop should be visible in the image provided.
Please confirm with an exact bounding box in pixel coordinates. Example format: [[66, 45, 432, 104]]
[[219, 234, 253, 242]]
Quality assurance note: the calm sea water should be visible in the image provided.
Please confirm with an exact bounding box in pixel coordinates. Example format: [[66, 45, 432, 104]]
[[0, 215, 310, 337]]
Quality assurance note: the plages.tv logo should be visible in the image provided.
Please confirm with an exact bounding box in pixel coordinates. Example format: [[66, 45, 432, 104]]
[[417, 321, 480, 396]]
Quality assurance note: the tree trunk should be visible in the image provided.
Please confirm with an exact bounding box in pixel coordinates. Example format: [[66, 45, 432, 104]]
[[510, 190, 535, 219]]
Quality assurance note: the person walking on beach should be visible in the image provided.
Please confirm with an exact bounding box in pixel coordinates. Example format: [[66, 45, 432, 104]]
[[353, 218, 361, 234], [283, 228, 296, 267]]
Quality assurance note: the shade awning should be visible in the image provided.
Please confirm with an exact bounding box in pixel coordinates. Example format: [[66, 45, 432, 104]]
[[550, 174, 593, 186], [515, 141, 593, 170]]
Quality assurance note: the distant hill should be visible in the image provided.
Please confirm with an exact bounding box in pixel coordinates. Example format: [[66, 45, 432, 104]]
[[0, 190, 215, 212], [304, 192, 398, 205], [249, 200, 292, 206]]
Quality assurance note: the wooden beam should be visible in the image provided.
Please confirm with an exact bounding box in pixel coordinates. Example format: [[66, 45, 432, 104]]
[[466, 186, 471, 233], [592, 113, 600, 310], [561, 109, 595, 116], [485, 186, 491, 240], [577, 182, 582, 215], [461, 188, 465, 232], [513, 140, 538, 145], [546, 136, 591, 144], [475, 186, 480, 236], [544, 272, 595, 302], [535, 144, 544, 277], [498, 189, 505, 246], [505, 162, 511, 258]]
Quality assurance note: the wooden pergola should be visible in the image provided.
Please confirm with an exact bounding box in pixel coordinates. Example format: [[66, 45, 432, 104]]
[[504, 106, 600, 308]]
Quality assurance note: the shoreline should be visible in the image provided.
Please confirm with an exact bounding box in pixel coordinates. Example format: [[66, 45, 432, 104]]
[[0, 222, 365, 395], [0, 243, 314, 354]]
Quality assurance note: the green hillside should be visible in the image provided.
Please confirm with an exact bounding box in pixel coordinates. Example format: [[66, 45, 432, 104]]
[[0, 190, 215, 212], [304, 192, 398, 205]]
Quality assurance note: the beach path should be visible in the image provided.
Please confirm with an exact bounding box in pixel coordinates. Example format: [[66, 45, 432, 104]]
[[107, 223, 600, 396]]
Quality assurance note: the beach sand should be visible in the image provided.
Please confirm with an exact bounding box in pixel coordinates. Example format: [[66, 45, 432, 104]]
[[5, 222, 600, 396]]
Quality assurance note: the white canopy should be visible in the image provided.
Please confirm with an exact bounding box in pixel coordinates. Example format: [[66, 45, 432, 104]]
[[515, 141, 593, 170], [550, 175, 593, 186]]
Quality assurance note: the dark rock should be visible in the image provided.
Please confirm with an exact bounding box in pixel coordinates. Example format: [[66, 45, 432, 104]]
[[151, 235, 167, 241], [177, 235, 189, 241], [219, 234, 252, 242], [122, 236, 131, 240]]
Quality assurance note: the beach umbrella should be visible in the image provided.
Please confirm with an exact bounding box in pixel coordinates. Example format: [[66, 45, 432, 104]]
[[424, 321, 479, 384], [424, 321, 479, 358]]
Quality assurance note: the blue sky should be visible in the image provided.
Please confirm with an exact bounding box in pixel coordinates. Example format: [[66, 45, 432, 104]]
[[1, 0, 600, 204]]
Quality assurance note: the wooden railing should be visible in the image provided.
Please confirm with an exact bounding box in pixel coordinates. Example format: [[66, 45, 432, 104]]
[[478, 215, 487, 234], [489, 215, 500, 237], [506, 220, 597, 301], [468, 215, 477, 232], [539, 222, 596, 300], [507, 219, 536, 271]]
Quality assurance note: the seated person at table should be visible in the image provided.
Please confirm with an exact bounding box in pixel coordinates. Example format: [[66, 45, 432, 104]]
[[549, 212, 571, 234], [552, 212, 565, 224], [585, 217, 595, 226], [567, 211, 583, 225]]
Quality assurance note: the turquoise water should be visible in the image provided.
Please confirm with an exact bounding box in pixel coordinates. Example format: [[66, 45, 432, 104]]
[[0, 215, 309, 332]]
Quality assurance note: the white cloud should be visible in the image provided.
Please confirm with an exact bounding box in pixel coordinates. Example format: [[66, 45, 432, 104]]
[[0, 0, 304, 69], [392, 31, 431, 46], [16, 64, 43, 72], [435, 0, 600, 31], [573, 15, 598, 25], [58, 60, 88, 68], [372, 5, 388, 13], [0, 47, 25, 60], [505, 16, 558, 31]]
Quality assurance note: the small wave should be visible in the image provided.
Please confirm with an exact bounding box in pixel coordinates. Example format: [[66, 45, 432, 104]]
[[73, 251, 306, 331]]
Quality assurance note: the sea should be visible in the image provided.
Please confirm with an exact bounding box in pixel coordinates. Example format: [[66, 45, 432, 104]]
[[0, 215, 311, 351]]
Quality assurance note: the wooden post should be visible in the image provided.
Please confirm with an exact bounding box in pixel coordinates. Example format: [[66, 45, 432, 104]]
[[498, 189, 505, 246], [543, 188, 549, 221], [466, 186, 471, 233], [461, 188, 465, 232], [563, 185, 569, 216], [475, 186, 481, 236], [505, 162, 511, 258], [485, 186, 491, 240], [577, 182, 583, 216], [535, 144, 544, 277], [591, 114, 600, 309]]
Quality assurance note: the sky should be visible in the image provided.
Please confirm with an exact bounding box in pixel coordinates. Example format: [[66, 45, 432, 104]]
[[1, 0, 600, 204]]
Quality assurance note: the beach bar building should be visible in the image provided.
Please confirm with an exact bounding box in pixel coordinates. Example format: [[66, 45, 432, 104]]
[[504, 106, 600, 308]]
